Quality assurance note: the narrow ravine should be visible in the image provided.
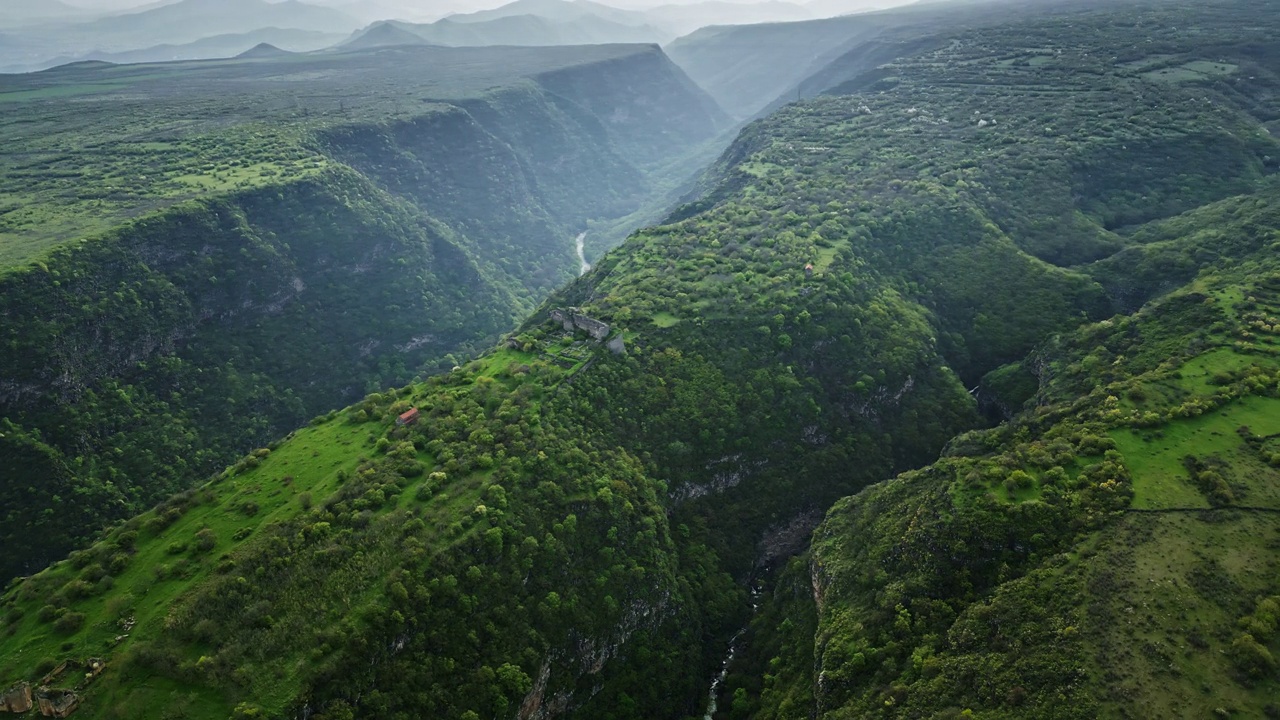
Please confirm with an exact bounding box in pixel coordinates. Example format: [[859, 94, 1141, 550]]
[[704, 584, 763, 719], [703, 629, 744, 720], [575, 231, 590, 276]]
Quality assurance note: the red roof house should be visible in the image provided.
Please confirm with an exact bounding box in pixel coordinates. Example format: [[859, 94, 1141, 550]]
[[396, 408, 420, 426]]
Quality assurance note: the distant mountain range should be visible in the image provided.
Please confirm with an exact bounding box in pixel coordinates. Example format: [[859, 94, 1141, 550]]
[[0, 0, 361, 71], [1, 0, 910, 74], [645, 0, 813, 34], [41, 28, 343, 67], [341, 0, 831, 50], [82, 0, 362, 46], [345, 14, 671, 48]]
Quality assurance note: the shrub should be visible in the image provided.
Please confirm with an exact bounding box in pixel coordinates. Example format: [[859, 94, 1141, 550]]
[[114, 530, 138, 549], [194, 528, 217, 553], [1229, 633, 1277, 678], [232, 703, 266, 719], [53, 612, 85, 635], [99, 551, 126, 574], [1004, 470, 1035, 492]]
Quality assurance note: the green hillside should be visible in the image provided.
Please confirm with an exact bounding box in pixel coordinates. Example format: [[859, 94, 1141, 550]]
[[800, 195, 1280, 719], [3, 0, 1280, 718], [664, 0, 1126, 121], [0, 43, 728, 582]]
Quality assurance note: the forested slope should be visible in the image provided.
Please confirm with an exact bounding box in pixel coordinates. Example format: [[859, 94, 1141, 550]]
[[3, 1, 1280, 719], [0, 44, 727, 581], [718, 2, 1280, 717], [800, 190, 1280, 719]]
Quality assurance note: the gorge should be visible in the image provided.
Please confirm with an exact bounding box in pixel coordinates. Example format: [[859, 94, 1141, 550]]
[[2, 0, 1280, 718]]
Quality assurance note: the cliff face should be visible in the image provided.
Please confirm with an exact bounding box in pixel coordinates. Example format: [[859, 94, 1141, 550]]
[[319, 47, 729, 296], [532, 45, 730, 168], [0, 169, 515, 580], [0, 47, 727, 583]]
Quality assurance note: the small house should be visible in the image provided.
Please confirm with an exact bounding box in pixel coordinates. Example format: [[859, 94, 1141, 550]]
[[396, 408, 420, 426], [804, 263, 815, 277]]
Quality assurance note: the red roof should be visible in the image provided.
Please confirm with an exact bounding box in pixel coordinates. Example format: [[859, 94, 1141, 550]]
[[397, 408, 420, 424]]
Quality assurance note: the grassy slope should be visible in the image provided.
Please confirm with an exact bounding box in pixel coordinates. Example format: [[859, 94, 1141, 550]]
[[1, 418, 370, 718], [0, 345, 551, 719], [0, 41, 730, 583]]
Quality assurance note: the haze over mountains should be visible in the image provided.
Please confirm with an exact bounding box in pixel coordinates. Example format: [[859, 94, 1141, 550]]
[[0, 0, 911, 72]]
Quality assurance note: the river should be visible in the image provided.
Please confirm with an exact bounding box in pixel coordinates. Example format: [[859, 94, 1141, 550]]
[[704, 584, 763, 719], [575, 232, 590, 276]]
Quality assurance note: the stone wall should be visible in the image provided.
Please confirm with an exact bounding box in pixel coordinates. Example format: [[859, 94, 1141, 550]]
[[0, 682, 32, 713], [550, 308, 611, 341], [35, 688, 78, 718]]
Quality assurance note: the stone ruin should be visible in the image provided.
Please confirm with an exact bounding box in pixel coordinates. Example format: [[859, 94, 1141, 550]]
[[36, 689, 78, 719], [0, 681, 77, 718], [0, 683, 32, 714], [550, 308, 610, 341], [0, 657, 106, 718]]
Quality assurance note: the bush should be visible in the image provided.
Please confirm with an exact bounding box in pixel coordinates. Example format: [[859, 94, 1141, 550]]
[[105, 552, 130, 574], [232, 703, 266, 719], [1004, 470, 1035, 492], [1229, 633, 1277, 678], [53, 612, 85, 635], [37, 605, 63, 624], [194, 528, 217, 553]]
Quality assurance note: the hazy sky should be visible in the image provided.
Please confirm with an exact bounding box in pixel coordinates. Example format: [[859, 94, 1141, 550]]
[[58, 0, 899, 10]]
